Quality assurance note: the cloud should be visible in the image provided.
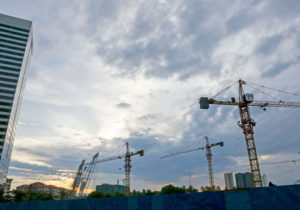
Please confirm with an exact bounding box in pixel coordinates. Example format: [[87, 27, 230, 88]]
[[116, 102, 131, 108]]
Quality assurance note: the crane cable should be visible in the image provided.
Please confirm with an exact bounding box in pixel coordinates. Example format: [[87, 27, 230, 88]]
[[247, 81, 299, 97], [213, 81, 238, 99], [246, 83, 284, 102]]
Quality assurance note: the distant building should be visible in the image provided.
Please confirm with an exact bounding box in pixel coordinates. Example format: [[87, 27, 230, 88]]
[[295, 180, 300, 185], [16, 182, 70, 198], [262, 174, 268, 187], [0, 13, 33, 189], [235, 172, 254, 189], [96, 183, 127, 195], [224, 173, 234, 190], [3, 178, 12, 194]]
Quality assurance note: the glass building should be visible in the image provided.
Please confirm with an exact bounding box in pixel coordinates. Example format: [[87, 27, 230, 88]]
[[235, 172, 254, 189], [224, 172, 234, 190], [0, 13, 33, 190]]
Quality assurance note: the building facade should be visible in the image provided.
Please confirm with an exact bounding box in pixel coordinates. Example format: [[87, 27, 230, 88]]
[[3, 178, 12, 194], [235, 172, 254, 189], [262, 174, 268, 187], [96, 183, 127, 195], [224, 173, 234, 190], [16, 182, 70, 198], [0, 14, 33, 189]]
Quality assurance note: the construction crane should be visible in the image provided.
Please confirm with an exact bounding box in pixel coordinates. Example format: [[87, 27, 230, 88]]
[[78, 153, 99, 196], [199, 79, 300, 187], [69, 160, 85, 198], [70, 142, 144, 197], [161, 136, 224, 190]]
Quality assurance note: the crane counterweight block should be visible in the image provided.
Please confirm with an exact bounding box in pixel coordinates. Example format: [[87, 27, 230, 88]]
[[200, 97, 210, 109], [138, 150, 144, 156]]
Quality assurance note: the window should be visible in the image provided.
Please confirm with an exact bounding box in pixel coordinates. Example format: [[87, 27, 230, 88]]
[[0, 65, 20, 72], [0, 60, 21, 67], [0, 71, 19, 78], [0, 33, 27, 42], [0, 49, 24, 56], [0, 43, 25, 52], [0, 108, 11, 112], [0, 95, 14, 101], [0, 101, 13, 106], [0, 38, 27, 47], [0, 28, 28, 38], [0, 23, 30, 33], [0, 76, 18, 83], [0, 54, 23, 62]]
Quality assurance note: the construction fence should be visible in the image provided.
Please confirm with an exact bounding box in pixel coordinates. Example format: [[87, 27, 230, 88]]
[[0, 184, 299, 210]]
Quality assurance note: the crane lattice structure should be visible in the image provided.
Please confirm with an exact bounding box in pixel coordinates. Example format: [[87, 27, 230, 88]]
[[161, 136, 223, 190], [200, 79, 300, 187], [70, 142, 144, 197]]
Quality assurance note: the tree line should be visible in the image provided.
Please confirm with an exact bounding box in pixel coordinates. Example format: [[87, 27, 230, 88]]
[[0, 184, 221, 203]]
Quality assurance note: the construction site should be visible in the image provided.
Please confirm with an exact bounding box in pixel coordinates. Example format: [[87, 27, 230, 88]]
[[65, 79, 300, 199], [1, 1, 300, 209]]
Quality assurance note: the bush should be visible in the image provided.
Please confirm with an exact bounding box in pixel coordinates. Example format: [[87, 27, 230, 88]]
[[89, 191, 106, 198], [160, 185, 186, 195]]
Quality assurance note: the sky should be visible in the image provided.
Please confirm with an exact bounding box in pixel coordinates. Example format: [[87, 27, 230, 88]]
[[1, 0, 300, 191]]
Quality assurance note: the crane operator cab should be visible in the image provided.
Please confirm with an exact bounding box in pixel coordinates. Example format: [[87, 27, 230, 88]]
[[243, 93, 254, 103]]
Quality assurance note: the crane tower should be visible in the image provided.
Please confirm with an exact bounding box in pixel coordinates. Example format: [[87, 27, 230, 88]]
[[200, 79, 300, 187], [161, 136, 223, 190], [70, 142, 144, 197]]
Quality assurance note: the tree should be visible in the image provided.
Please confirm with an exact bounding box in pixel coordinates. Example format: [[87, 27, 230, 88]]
[[160, 185, 186, 195], [12, 190, 28, 202], [186, 185, 198, 193], [59, 190, 68, 200], [199, 185, 221, 191], [89, 191, 106, 198]]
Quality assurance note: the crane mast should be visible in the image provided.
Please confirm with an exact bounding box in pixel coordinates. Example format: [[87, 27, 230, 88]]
[[238, 80, 262, 187], [205, 136, 214, 189], [124, 142, 131, 196]]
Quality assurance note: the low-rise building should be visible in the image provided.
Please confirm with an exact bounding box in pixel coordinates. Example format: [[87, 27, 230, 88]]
[[3, 178, 13, 195], [224, 173, 234, 190], [235, 172, 254, 189], [262, 174, 268, 187], [96, 183, 127, 195], [16, 182, 70, 198]]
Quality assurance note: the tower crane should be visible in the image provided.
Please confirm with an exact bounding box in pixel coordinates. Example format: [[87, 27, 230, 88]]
[[200, 79, 300, 187], [161, 136, 224, 190], [69, 160, 85, 198], [70, 142, 144, 197]]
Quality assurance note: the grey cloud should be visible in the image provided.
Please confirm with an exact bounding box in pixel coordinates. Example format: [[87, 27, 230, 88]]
[[262, 62, 295, 78], [116, 102, 131, 108], [255, 34, 282, 55]]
